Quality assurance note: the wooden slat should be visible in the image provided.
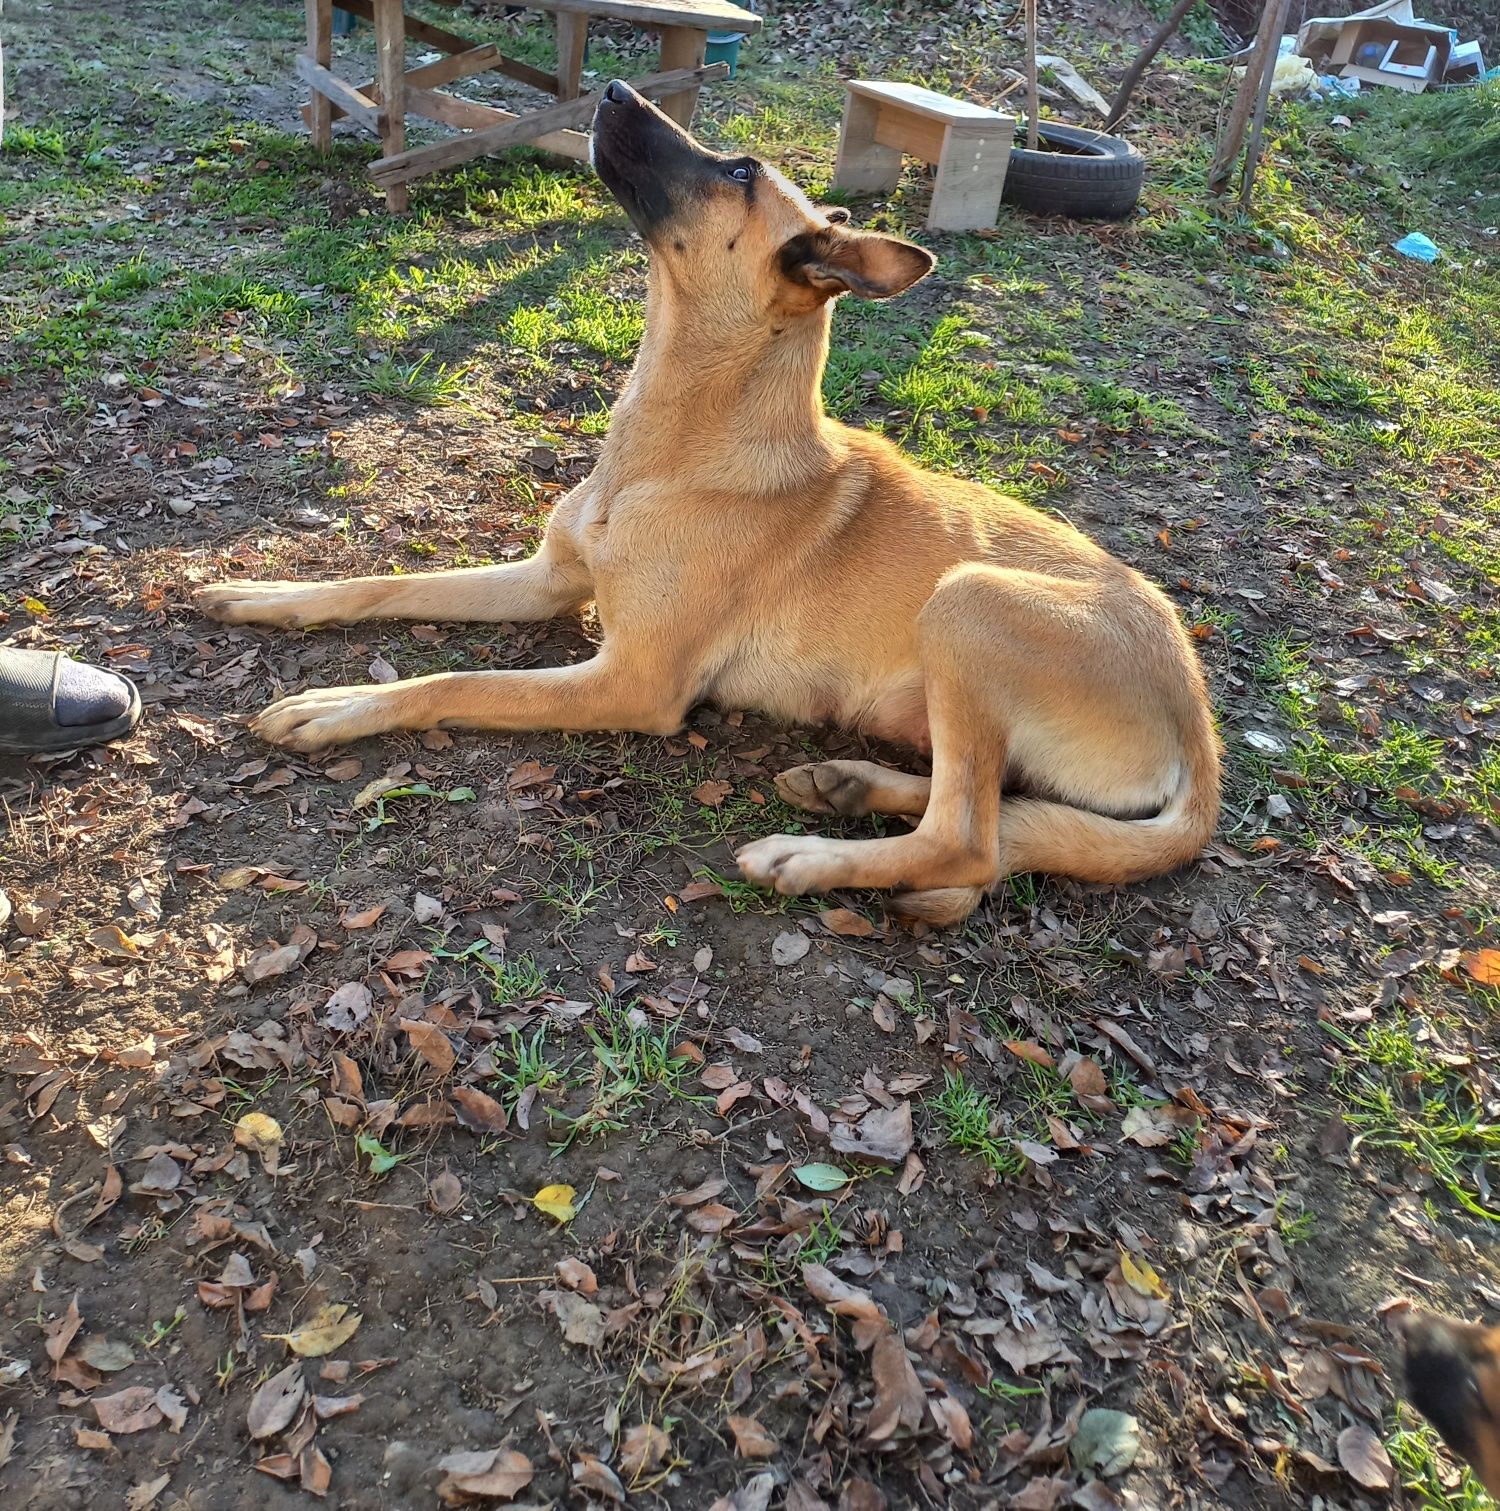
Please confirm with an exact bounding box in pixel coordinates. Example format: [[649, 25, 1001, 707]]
[[848, 79, 1008, 125], [368, 61, 728, 185], [403, 87, 591, 160], [525, 0, 760, 34], [294, 54, 384, 131], [302, 44, 508, 129], [334, 0, 559, 93], [873, 107, 947, 164]]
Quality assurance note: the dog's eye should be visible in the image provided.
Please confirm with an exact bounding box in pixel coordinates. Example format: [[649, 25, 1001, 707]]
[[728, 164, 752, 183]]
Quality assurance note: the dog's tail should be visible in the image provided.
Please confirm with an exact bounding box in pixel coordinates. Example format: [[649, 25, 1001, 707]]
[[997, 711, 1222, 885]]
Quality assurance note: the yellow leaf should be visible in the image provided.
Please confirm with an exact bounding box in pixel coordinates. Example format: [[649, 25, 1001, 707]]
[[234, 1112, 284, 1174], [22, 597, 49, 617], [217, 866, 263, 890], [264, 1303, 361, 1357], [1464, 949, 1500, 986], [234, 1112, 283, 1152], [1119, 1248, 1168, 1301], [532, 1184, 577, 1223]]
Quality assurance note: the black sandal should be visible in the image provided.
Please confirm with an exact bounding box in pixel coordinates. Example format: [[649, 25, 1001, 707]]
[[0, 648, 143, 754]]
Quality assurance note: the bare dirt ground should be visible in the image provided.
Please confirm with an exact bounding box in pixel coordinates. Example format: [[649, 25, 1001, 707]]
[[2, 3, 1498, 1510]]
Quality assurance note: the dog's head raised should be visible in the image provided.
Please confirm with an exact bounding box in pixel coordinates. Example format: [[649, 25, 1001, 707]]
[[592, 82, 934, 321]]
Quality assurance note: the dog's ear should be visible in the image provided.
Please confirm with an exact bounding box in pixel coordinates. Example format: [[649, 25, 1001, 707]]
[[780, 226, 935, 300]]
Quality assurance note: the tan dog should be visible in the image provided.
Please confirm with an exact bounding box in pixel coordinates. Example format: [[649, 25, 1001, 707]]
[[1398, 1307, 1500, 1495], [197, 82, 1220, 924]]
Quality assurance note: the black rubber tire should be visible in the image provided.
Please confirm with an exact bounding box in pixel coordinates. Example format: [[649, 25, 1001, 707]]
[[1002, 122, 1144, 221]]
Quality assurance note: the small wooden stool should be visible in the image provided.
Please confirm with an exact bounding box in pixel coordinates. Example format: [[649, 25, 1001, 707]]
[[832, 80, 1015, 233]]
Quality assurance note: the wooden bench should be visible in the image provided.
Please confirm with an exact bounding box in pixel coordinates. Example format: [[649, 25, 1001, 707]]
[[832, 80, 1015, 233], [299, 0, 761, 211]]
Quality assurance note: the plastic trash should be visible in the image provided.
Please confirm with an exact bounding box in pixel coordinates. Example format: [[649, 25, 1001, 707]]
[[1393, 232, 1440, 262]]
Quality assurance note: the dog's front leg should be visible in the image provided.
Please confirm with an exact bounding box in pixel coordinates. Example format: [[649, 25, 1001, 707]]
[[250, 650, 687, 753], [196, 540, 592, 629]]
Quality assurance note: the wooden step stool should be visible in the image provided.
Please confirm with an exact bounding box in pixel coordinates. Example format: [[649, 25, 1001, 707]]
[[832, 80, 1015, 233]]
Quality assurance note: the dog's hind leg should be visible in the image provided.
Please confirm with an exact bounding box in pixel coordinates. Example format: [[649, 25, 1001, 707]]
[[738, 572, 1010, 919], [775, 761, 931, 818]]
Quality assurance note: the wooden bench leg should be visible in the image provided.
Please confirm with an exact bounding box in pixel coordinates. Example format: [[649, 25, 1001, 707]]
[[656, 26, 706, 127], [928, 123, 1012, 233], [306, 0, 334, 151], [554, 12, 587, 100], [372, 0, 409, 211], [832, 90, 901, 195]]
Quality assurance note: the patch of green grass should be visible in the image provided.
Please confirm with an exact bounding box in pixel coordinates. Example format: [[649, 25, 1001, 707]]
[[1388, 1412, 1496, 1510], [1325, 1018, 1500, 1223], [491, 1027, 571, 1113], [551, 1008, 704, 1151], [360, 352, 471, 405], [928, 1063, 1083, 1179]]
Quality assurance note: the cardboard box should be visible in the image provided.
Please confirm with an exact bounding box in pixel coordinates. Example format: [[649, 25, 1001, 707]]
[[1298, 0, 1455, 93]]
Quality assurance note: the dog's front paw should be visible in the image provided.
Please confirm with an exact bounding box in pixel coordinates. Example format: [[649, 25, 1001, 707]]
[[250, 687, 389, 751], [196, 581, 323, 628], [735, 833, 841, 897]]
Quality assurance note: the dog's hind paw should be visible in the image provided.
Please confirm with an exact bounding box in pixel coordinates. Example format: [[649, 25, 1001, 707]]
[[196, 581, 325, 628], [774, 761, 874, 817], [735, 833, 844, 896]]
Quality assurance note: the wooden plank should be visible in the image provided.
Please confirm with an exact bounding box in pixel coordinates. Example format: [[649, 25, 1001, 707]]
[[294, 55, 384, 132], [524, 0, 760, 33], [403, 88, 591, 159], [928, 119, 1012, 232], [655, 25, 706, 127], [306, 0, 333, 150], [369, 61, 728, 185], [555, 11, 588, 101], [847, 79, 1007, 125], [372, 0, 409, 212], [873, 106, 946, 164]]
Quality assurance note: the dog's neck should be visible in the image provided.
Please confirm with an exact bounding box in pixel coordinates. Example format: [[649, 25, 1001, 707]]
[[600, 276, 843, 495]]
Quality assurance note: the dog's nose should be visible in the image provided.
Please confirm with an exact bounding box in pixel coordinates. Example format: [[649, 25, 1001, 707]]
[[603, 80, 629, 105]]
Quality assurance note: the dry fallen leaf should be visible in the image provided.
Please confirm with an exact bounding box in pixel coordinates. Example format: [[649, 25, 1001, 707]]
[[264, 1304, 362, 1358], [556, 1257, 598, 1294], [726, 1414, 778, 1459], [450, 1085, 509, 1135], [44, 1292, 82, 1363], [428, 1169, 464, 1215], [866, 1330, 926, 1443], [551, 1290, 605, 1348], [436, 1446, 534, 1504], [125, 1473, 171, 1511], [1464, 948, 1500, 986], [619, 1421, 671, 1481], [820, 907, 874, 938], [399, 1018, 457, 1076], [1337, 1424, 1394, 1490], [94, 1386, 165, 1435], [321, 982, 373, 1032], [247, 1361, 306, 1440], [830, 1101, 913, 1163]]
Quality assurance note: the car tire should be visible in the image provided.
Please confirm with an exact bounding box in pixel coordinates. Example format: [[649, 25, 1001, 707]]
[[1002, 123, 1144, 220]]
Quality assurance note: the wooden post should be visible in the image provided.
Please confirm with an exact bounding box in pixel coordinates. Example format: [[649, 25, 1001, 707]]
[[831, 90, 902, 194], [554, 11, 587, 99], [1208, 0, 1284, 195], [928, 123, 1013, 233], [1023, 0, 1039, 150], [656, 25, 707, 127], [306, 0, 334, 150], [372, 0, 409, 211], [1239, 0, 1294, 210]]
